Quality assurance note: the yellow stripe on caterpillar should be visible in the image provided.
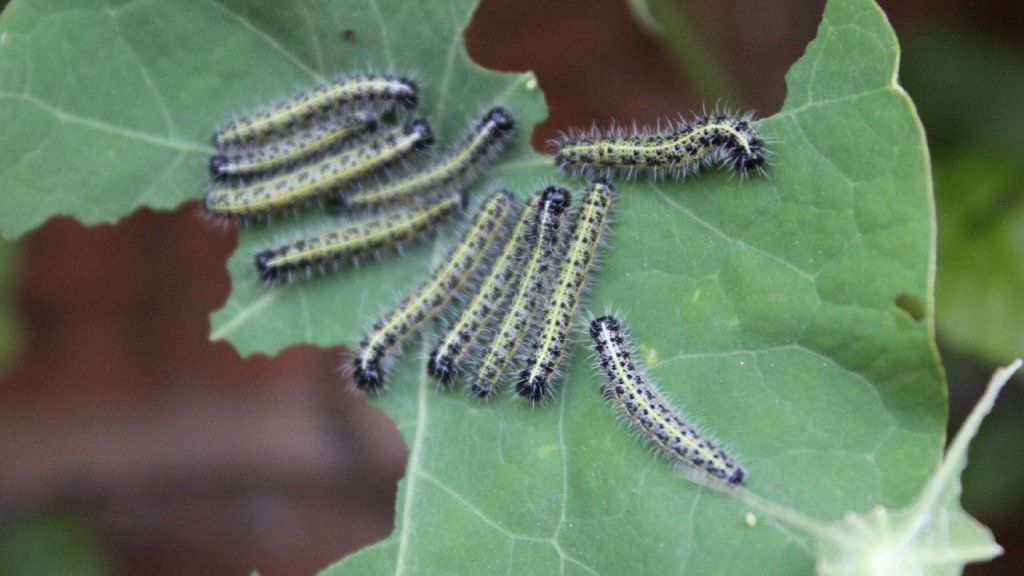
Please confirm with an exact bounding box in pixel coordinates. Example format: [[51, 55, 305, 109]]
[[589, 315, 745, 485], [210, 111, 379, 181], [517, 179, 612, 401], [352, 191, 515, 392], [203, 121, 433, 220], [333, 107, 516, 212], [427, 194, 532, 387], [254, 189, 464, 283], [469, 186, 570, 399], [213, 73, 418, 148]]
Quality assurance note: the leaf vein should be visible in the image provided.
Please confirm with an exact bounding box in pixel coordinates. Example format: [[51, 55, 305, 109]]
[[202, 0, 321, 80]]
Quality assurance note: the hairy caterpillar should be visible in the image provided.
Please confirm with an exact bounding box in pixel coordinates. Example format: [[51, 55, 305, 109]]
[[253, 189, 464, 283], [470, 186, 570, 399], [427, 196, 532, 387], [331, 107, 516, 212], [517, 179, 612, 401], [210, 111, 379, 181], [589, 315, 745, 485], [552, 110, 767, 179], [203, 121, 433, 220], [212, 73, 418, 148], [352, 192, 515, 392]]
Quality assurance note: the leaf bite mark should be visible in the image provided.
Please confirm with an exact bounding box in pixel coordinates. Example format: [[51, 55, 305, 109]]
[[894, 292, 924, 322]]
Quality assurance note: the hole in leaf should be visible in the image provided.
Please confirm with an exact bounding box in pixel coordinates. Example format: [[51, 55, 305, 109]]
[[895, 293, 925, 322]]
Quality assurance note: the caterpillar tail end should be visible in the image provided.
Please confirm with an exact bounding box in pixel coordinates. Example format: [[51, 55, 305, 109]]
[[470, 382, 498, 400], [515, 372, 547, 403], [426, 349, 458, 390], [353, 355, 385, 393]]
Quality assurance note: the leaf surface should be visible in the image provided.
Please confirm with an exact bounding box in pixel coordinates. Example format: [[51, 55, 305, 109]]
[[0, 1, 947, 574]]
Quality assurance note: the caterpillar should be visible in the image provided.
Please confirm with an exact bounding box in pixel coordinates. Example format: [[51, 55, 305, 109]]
[[551, 110, 767, 179], [352, 191, 515, 392], [253, 189, 464, 283], [331, 107, 516, 212], [589, 315, 745, 485], [210, 111, 380, 181], [212, 73, 418, 148], [427, 196, 532, 388], [470, 186, 570, 399], [517, 179, 612, 402], [203, 121, 433, 220]]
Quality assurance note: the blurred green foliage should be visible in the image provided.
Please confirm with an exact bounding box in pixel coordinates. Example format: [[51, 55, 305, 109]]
[[899, 23, 1024, 554], [900, 27, 1024, 364], [0, 239, 18, 372], [0, 514, 112, 576]]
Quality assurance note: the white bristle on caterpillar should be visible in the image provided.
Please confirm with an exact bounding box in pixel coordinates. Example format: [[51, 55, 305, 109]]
[[517, 179, 613, 402], [210, 110, 380, 181], [551, 109, 768, 180], [212, 73, 418, 149], [427, 195, 532, 388], [331, 107, 516, 212], [589, 315, 746, 485], [253, 189, 464, 283], [202, 121, 434, 221], [352, 191, 515, 393], [469, 186, 570, 399]]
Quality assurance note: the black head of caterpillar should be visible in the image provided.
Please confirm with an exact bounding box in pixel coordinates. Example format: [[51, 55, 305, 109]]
[[700, 112, 766, 174], [254, 249, 282, 283], [539, 184, 570, 215], [484, 106, 516, 135], [550, 109, 768, 180], [406, 119, 435, 149], [395, 76, 420, 111]]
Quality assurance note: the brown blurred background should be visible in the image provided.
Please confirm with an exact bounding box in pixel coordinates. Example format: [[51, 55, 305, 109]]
[[1, 1, 1022, 574]]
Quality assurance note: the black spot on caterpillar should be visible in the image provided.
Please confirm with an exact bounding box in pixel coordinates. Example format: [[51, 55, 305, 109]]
[[212, 73, 418, 148], [329, 107, 516, 212], [254, 189, 464, 283], [203, 121, 433, 220], [589, 315, 745, 485], [552, 110, 767, 180], [352, 192, 515, 392], [517, 179, 613, 402], [470, 186, 570, 399]]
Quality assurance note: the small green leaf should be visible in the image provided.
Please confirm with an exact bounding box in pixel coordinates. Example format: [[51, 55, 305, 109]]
[[811, 361, 1017, 576]]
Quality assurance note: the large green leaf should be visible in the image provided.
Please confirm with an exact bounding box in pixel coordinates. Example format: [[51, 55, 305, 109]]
[[0, 0, 950, 574], [319, 1, 942, 574], [324, 1, 946, 573]]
